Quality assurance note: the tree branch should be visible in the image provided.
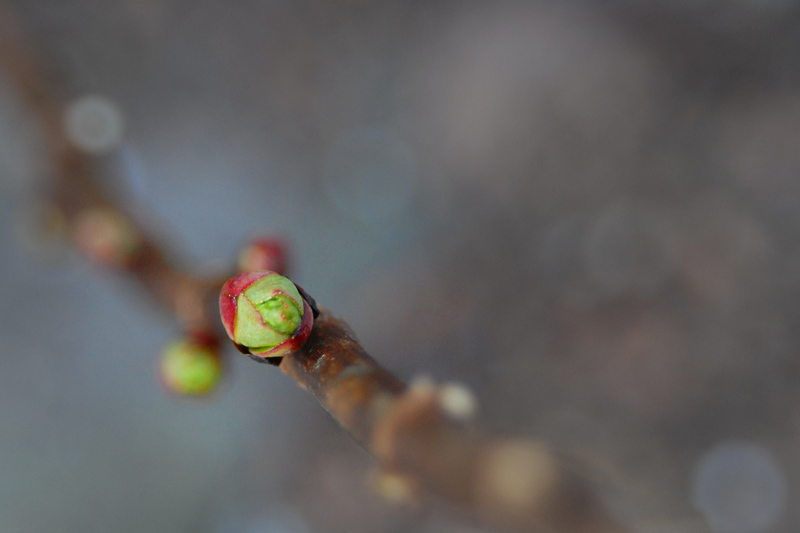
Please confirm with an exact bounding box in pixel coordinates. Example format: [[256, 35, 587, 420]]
[[283, 311, 627, 533], [0, 6, 224, 331]]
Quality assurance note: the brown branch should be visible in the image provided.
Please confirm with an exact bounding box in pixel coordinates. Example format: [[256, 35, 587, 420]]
[[1, 8, 630, 533], [282, 311, 627, 533]]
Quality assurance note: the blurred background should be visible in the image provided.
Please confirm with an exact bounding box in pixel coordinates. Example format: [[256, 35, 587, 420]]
[[2, 0, 800, 532]]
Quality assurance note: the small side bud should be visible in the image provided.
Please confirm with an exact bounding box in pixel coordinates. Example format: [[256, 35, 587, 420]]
[[219, 271, 314, 362], [370, 467, 422, 508], [159, 332, 224, 396], [475, 441, 558, 517], [238, 238, 288, 275], [74, 207, 141, 267]]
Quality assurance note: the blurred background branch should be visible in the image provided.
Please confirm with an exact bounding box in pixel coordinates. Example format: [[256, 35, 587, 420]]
[[0, 4, 224, 331]]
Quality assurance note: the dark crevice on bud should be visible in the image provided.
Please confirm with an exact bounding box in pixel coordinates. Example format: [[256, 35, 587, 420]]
[[295, 284, 319, 318], [249, 355, 283, 366]]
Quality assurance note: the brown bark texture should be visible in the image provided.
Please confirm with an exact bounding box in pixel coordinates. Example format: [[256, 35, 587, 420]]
[[283, 311, 628, 533]]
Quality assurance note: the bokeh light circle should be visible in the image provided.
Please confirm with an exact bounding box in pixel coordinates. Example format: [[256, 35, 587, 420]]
[[64, 95, 125, 154], [692, 441, 786, 533]]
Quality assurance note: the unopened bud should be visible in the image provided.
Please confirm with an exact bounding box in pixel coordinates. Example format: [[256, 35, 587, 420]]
[[74, 207, 140, 266], [159, 333, 223, 396], [370, 468, 421, 507], [219, 271, 314, 362], [238, 238, 288, 275]]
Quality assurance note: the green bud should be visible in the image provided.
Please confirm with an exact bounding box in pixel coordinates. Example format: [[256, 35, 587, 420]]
[[219, 271, 314, 361], [159, 334, 223, 396]]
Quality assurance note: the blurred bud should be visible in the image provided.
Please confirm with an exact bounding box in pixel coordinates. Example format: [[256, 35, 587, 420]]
[[476, 440, 558, 517], [159, 332, 223, 396], [73, 207, 141, 267], [219, 271, 314, 362], [370, 467, 421, 508], [238, 238, 288, 275]]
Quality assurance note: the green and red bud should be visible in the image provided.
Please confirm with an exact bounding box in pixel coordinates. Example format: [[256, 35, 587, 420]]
[[159, 332, 224, 396], [219, 271, 314, 363], [238, 238, 288, 275]]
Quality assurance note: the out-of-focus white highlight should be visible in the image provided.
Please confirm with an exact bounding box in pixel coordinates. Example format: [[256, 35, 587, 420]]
[[439, 383, 477, 421], [64, 95, 125, 154], [691, 441, 786, 533]]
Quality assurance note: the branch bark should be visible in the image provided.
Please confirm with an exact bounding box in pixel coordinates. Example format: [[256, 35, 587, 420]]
[[283, 311, 627, 533]]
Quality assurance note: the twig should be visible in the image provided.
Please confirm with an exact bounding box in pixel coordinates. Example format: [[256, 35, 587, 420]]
[[0, 6, 223, 331], [283, 311, 627, 533]]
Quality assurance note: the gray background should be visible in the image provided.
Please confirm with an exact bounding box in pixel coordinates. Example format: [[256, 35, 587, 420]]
[[2, 1, 800, 532]]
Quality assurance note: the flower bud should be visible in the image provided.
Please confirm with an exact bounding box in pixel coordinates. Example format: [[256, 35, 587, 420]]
[[159, 332, 223, 396], [238, 238, 288, 275], [74, 207, 141, 267], [219, 271, 314, 362]]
